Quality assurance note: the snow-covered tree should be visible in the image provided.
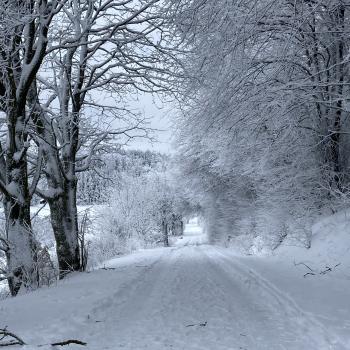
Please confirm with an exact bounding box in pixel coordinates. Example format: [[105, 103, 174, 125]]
[[77, 150, 167, 204], [174, 0, 350, 250], [0, 0, 184, 293], [92, 153, 190, 263], [28, 0, 183, 277], [0, 0, 67, 295]]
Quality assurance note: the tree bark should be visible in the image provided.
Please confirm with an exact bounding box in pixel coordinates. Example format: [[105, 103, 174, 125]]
[[48, 179, 80, 278], [5, 107, 38, 296], [28, 84, 82, 278]]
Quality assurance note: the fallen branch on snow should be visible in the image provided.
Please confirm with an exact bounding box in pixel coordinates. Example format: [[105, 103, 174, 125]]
[[320, 263, 341, 275], [294, 261, 341, 277], [294, 261, 314, 272], [186, 321, 207, 327], [0, 327, 26, 347], [100, 266, 116, 271], [293, 261, 316, 277], [51, 339, 87, 346], [303, 272, 316, 277]]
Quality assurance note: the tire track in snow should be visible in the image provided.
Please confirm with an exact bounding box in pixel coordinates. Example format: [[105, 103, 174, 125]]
[[87, 245, 256, 350], [44, 239, 346, 350], [204, 245, 347, 350], [87, 247, 183, 349]]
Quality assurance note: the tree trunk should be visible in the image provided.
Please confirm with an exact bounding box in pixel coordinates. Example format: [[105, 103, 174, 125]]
[[162, 219, 169, 247], [48, 178, 80, 278], [5, 199, 38, 296], [5, 146, 38, 296], [28, 85, 81, 278], [329, 4, 345, 192]]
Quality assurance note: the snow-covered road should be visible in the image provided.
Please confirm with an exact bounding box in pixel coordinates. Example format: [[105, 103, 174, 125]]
[[1, 223, 347, 349]]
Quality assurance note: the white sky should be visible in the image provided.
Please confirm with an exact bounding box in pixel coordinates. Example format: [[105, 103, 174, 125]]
[[125, 93, 177, 154]]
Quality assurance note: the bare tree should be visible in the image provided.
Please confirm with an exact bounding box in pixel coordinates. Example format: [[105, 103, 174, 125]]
[[27, 0, 183, 277], [0, 0, 66, 295]]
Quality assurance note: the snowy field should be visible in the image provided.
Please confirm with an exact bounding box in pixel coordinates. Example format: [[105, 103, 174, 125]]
[[1, 217, 349, 350]]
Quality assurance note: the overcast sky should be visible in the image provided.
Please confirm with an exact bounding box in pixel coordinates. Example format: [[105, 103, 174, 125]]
[[126, 93, 177, 154]]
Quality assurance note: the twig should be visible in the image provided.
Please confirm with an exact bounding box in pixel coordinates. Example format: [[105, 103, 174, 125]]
[[294, 261, 314, 272], [186, 321, 207, 327], [100, 266, 116, 271], [0, 328, 26, 347], [294, 261, 341, 277], [320, 267, 332, 275], [303, 272, 316, 278], [320, 263, 341, 275], [51, 339, 87, 346]]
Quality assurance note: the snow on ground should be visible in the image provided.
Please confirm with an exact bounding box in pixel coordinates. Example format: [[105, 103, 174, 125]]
[[1, 218, 349, 349], [233, 209, 350, 348]]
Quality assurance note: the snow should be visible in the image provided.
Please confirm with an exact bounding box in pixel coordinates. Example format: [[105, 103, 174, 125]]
[[233, 209, 350, 347], [1, 217, 349, 349]]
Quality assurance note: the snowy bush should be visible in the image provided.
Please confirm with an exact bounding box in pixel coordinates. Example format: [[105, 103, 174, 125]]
[[85, 162, 189, 267]]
